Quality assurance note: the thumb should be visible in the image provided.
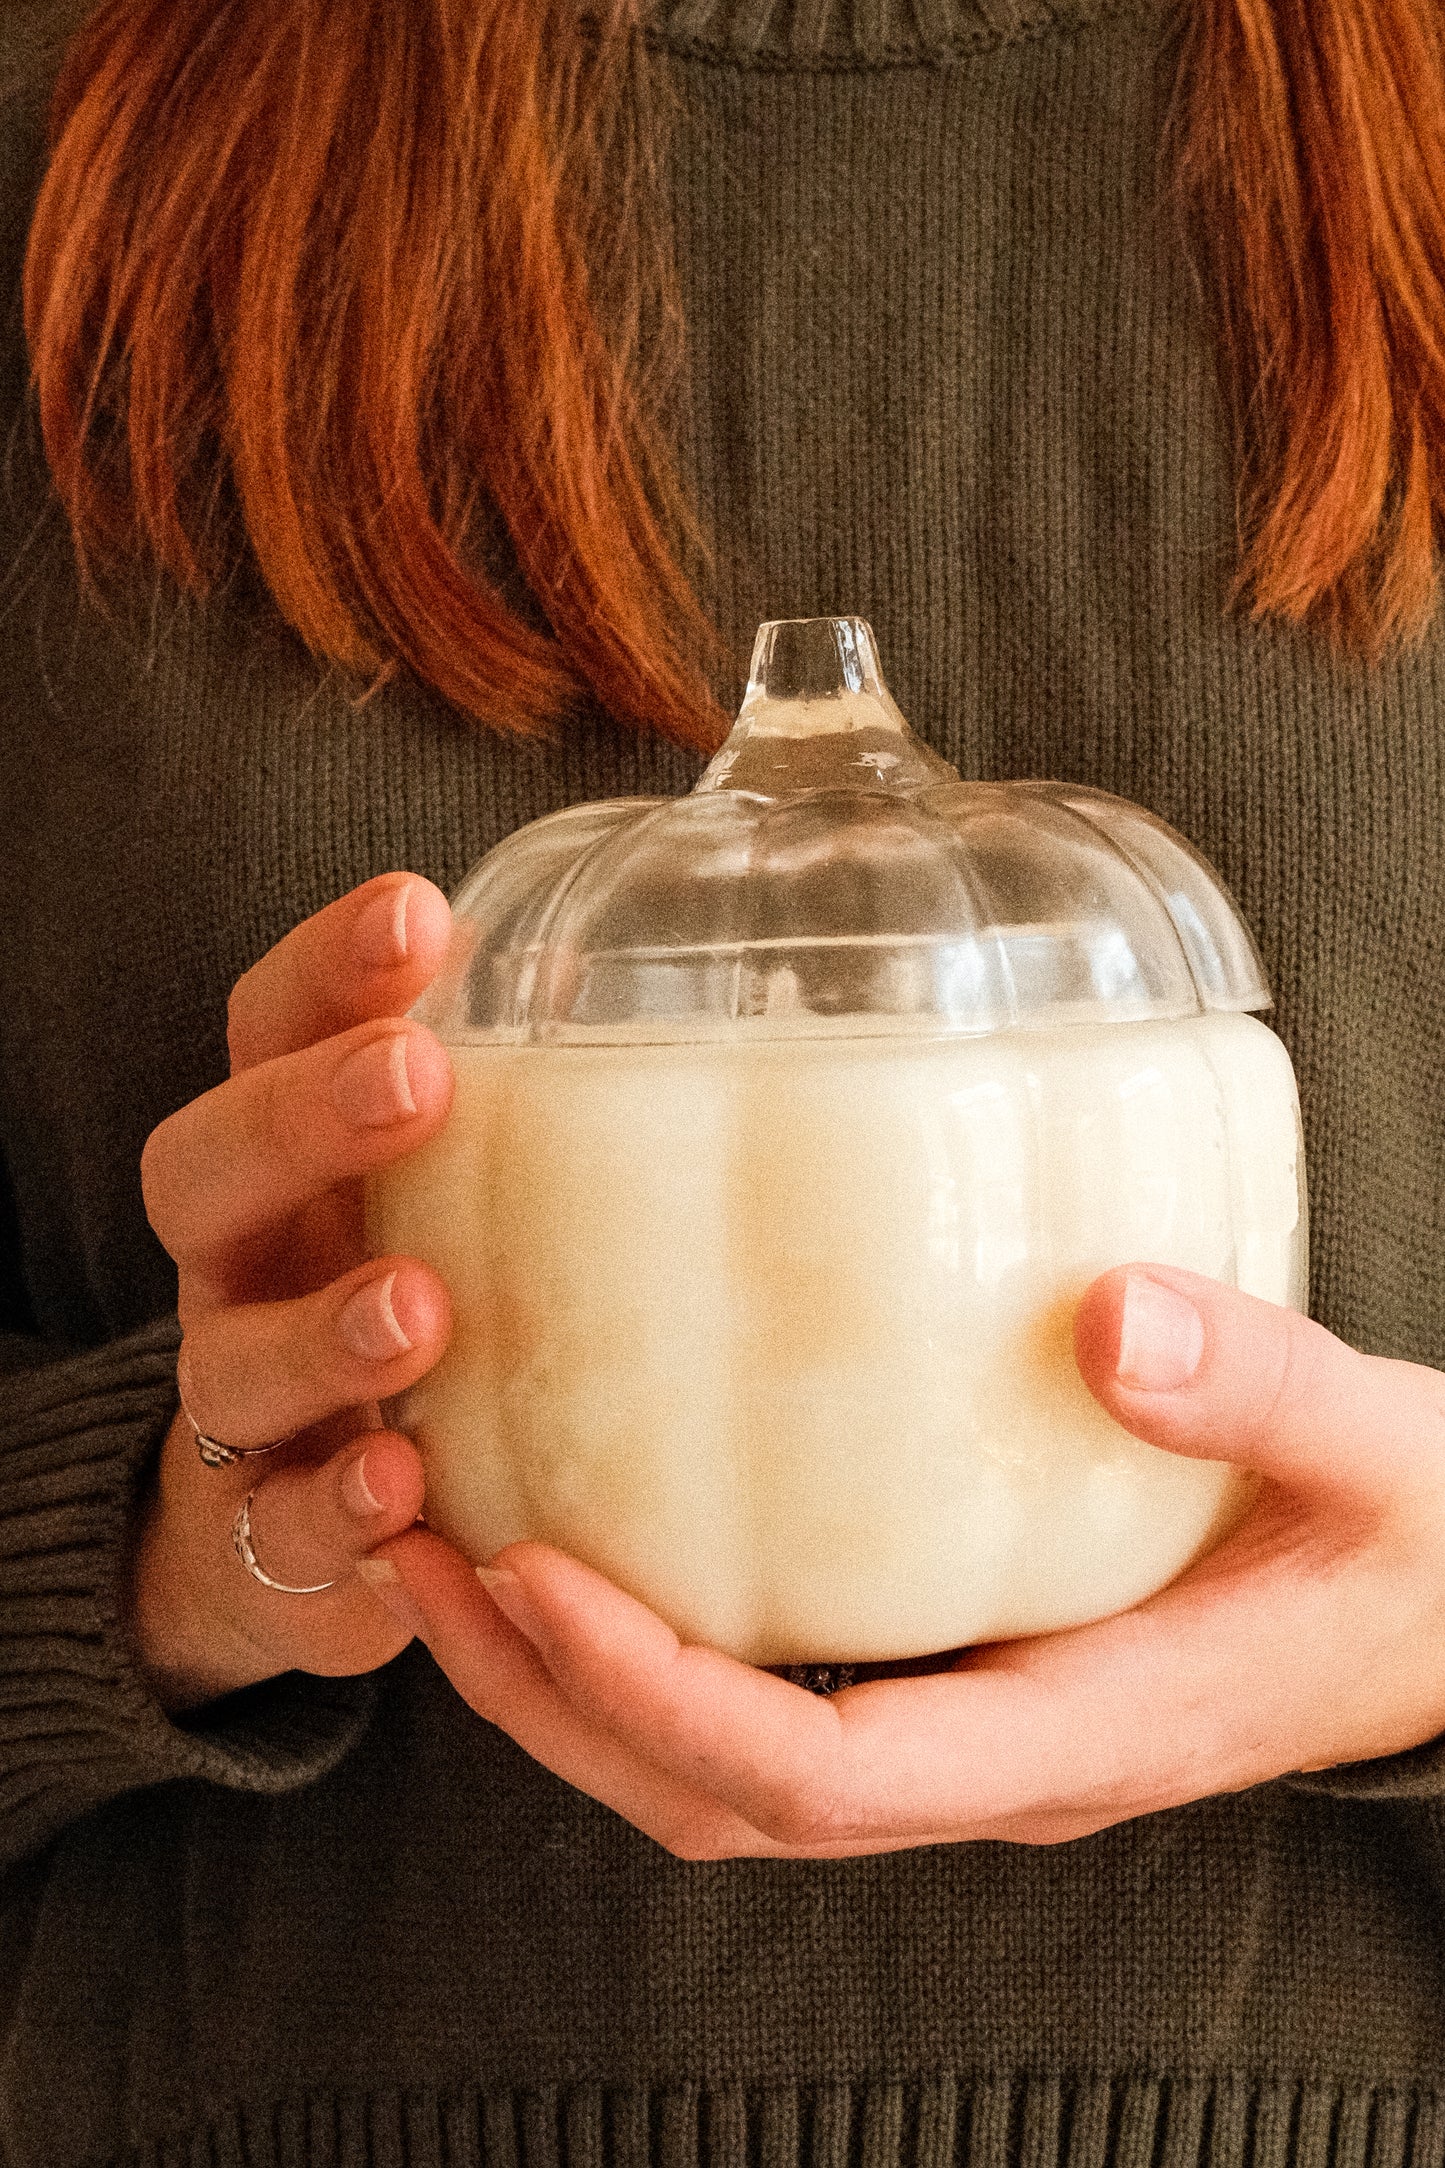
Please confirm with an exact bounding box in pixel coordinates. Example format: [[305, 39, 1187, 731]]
[[1072, 1265, 1435, 1505]]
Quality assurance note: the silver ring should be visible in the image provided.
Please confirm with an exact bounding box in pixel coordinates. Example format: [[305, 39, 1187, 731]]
[[231, 1490, 338, 1596], [181, 1396, 290, 1469]]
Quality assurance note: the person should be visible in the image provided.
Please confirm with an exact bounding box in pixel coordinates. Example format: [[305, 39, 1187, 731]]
[[3, 0, 1445, 2160]]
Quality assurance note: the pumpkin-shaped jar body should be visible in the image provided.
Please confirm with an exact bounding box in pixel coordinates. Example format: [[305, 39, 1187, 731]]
[[369, 618, 1306, 1664]]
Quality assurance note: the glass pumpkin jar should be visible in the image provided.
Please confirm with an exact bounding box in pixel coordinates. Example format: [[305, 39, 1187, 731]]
[[368, 616, 1306, 1665]]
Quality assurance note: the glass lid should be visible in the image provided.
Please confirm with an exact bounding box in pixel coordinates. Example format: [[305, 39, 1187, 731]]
[[417, 616, 1270, 1045]]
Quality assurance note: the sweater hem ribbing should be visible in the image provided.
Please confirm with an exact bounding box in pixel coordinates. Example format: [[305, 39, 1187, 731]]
[[107, 2071, 1445, 2168]]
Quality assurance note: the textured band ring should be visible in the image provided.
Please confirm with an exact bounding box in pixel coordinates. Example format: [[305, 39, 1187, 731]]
[[231, 1490, 338, 1596], [181, 1396, 290, 1469]]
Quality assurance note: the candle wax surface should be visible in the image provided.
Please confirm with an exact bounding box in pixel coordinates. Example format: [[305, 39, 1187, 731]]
[[368, 1011, 1305, 1664]]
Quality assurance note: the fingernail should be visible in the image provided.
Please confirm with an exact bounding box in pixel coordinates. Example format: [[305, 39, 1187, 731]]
[[354, 881, 411, 970], [1117, 1274, 1205, 1392], [356, 1554, 424, 1637], [331, 1032, 417, 1128], [342, 1449, 384, 1516], [477, 1565, 548, 1650], [338, 1271, 413, 1364]]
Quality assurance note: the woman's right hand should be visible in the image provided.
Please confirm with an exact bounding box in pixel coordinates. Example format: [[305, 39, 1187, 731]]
[[129, 873, 457, 1711]]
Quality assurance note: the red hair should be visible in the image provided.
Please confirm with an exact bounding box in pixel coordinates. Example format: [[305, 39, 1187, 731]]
[[1171, 0, 1445, 648], [22, 0, 1445, 739], [23, 0, 720, 744]]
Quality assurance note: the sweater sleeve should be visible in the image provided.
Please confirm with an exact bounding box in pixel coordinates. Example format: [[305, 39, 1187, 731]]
[[0, 1313, 374, 1872]]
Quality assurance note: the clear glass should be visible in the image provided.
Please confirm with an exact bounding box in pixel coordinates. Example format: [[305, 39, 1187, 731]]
[[371, 618, 1307, 1662], [415, 615, 1271, 1047]]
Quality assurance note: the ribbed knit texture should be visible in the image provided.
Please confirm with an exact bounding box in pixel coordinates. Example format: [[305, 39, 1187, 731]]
[[5, 2, 1445, 2164], [643, 0, 1145, 68], [0, 1322, 370, 1864], [99, 2077, 1445, 2168]]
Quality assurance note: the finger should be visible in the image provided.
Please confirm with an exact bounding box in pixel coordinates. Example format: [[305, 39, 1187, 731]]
[[177, 1257, 450, 1451], [229, 874, 451, 1072], [1073, 1265, 1445, 1505], [143, 1019, 452, 1266], [297, 1483, 1432, 1844], [459, 1543, 904, 1846], [531, 1479, 1445, 1846], [366, 1528, 804, 1860], [461, 1543, 1327, 1849], [227, 874, 454, 1073], [239, 1430, 427, 1602], [382, 1538, 1071, 1860]]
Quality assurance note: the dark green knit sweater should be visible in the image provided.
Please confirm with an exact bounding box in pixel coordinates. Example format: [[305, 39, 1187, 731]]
[[4, 2, 1445, 2164]]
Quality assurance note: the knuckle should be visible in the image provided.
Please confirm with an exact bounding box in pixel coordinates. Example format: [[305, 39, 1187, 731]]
[[246, 1057, 303, 1185], [229, 918, 346, 1072], [226, 968, 261, 1067], [139, 1115, 181, 1249], [1239, 1310, 1318, 1458], [175, 1329, 223, 1434], [753, 1774, 836, 1849], [654, 1818, 732, 1862]]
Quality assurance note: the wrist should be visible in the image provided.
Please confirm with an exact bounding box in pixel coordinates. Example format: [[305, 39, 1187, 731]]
[[124, 1411, 274, 1713]]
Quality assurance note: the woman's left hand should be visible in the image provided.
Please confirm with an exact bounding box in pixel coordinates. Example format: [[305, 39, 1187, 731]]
[[363, 1265, 1445, 1855]]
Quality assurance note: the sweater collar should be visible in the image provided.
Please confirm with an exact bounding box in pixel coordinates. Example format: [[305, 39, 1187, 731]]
[[641, 0, 1150, 65]]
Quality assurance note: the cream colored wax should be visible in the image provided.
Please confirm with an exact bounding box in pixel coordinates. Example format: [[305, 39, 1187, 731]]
[[368, 1012, 1306, 1664]]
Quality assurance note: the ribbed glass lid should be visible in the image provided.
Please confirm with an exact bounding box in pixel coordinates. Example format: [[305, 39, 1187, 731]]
[[417, 617, 1269, 1044]]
